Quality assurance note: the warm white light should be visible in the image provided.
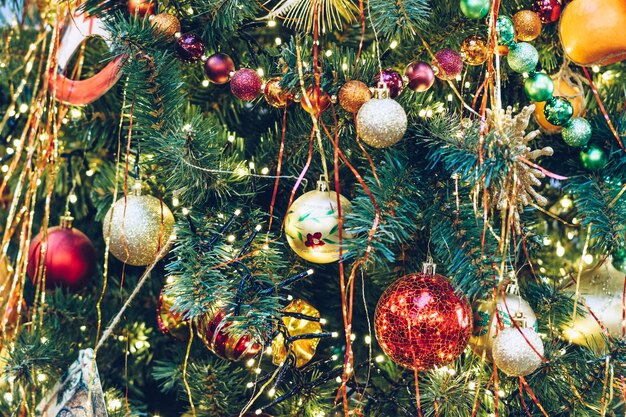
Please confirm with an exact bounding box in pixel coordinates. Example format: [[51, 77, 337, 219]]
[[556, 246, 565, 257], [257, 68, 265, 77], [246, 358, 255, 367], [390, 40, 398, 49], [109, 398, 122, 410], [325, 50, 332, 57], [375, 355, 384, 363], [268, 20, 277, 27], [364, 335, 372, 344], [275, 37, 282, 46], [583, 254, 594, 265], [246, 382, 254, 388], [202, 79, 210, 87]]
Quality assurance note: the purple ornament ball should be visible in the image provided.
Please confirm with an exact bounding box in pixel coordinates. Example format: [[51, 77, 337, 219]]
[[432, 49, 463, 80], [176, 33, 205, 63], [204, 53, 235, 84], [373, 68, 404, 98], [230, 69, 262, 101], [405, 62, 435, 92]]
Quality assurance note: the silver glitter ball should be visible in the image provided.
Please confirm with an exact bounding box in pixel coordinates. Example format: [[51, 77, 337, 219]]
[[356, 98, 407, 148], [492, 327, 544, 376], [103, 194, 175, 266]]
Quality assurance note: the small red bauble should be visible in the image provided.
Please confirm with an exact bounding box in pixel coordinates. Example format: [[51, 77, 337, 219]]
[[127, 0, 155, 17], [27, 217, 96, 291], [301, 86, 331, 115], [230, 68, 262, 101], [532, 0, 562, 23], [404, 62, 435, 92], [204, 53, 235, 85], [176, 33, 205, 63], [373, 68, 404, 98], [432, 49, 464, 80], [196, 308, 262, 362], [374, 269, 472, 371]]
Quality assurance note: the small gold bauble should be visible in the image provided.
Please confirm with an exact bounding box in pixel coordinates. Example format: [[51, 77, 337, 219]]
[[272, 299, 322, 368], [469, 293, 537, 361], [562, 261, 624, 353], [513, 10, 542, 42], [285, 181, 352, 264], [338, 80, 372, 113], [263, 77, 294, 108], [103, 192, 175, 266], [460, 35, 489, 66], [151, 13, 181, 38]]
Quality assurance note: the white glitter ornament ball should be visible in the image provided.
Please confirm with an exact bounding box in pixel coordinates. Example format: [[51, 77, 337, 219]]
[[103, 190, 175, 266], [492, 327, 544, 376], [356, 97, 407, 148], [469, 293, 537, 360]]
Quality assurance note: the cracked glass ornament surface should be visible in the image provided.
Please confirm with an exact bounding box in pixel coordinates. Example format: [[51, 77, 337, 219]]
[[374, 272, 472, 371], [492, 327, 544, 376], [356, 98, 407, 148], [103, 194, 175, 266]]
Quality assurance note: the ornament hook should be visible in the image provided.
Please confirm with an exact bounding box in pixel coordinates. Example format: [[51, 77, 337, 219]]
[[422, 256, 437, 275], [316, 175, 329, 192]]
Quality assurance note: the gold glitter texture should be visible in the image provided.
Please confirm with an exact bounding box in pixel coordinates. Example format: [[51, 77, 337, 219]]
[[103, 194, 175, 266], [338, 80, 372, 114], [513, 10, 542, 41]]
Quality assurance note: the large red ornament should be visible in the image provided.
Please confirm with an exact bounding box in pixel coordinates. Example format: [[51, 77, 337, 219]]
[[230, 68, 263, 101], [374, 265, 472, 371], [27, 217, 96, 291], [532, 0, 562, 23], [196, 308, 262, 362]]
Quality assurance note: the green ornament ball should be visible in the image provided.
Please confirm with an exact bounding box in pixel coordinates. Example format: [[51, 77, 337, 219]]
[[460, 0, 491, 19], [524, 73, 554, 102], [562, 117, 592, 147], [507, 42, 538, 73], [612, 246, 626, 264], [496, 16, 516, 46], [580, 144, 608, 170], [544, 97, 574, 126]]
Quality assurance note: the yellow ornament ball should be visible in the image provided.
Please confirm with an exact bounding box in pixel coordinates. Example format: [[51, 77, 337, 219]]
[[285, 180, 351, 264], [469, 292, 537, 361], [103, 188, 175, 266], [562, 261, 624, 353], [512, 10, 542, 42], [272, 299, 322, 368]]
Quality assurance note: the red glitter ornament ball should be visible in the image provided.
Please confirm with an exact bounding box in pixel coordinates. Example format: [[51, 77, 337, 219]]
[[230, 68, 262, 101], [374, 269, 472, 371], [204, 53, 235, 85], [197, 308, 262, 362], [176, 33, 205, 62], [27, 218, 96, 291], [532, 0, 562, 23], [432, 49, 464, 80], [405, 61, 435, 92], [373, 68, 404, 98]]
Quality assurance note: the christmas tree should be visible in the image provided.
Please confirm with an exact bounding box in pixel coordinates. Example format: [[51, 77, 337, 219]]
[[1, 0, 626, 415]]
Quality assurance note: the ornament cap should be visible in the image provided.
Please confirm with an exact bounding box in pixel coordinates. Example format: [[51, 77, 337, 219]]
[[132, 180, 143, 196], [374, 82, 391, 100], [422, 256, 437, 275], [512, 311, 528, 328], [316, 176, 330, 192], [60, 213, 74, 229]]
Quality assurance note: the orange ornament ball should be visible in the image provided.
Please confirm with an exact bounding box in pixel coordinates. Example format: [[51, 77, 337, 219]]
[[534, 75, 585, 133], [127, 0, 155, 17], [513, 10, 542, 42], [301, 86, 331, 115], [263, 77, 294, 108], [338, 80, 371, 113]]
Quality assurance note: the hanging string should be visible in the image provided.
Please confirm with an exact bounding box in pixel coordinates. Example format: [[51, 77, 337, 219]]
[[570, 223, 592, 327], [266, 107, 288, 237], [183, 322, 197, 417], [580, 66, 625, 150]]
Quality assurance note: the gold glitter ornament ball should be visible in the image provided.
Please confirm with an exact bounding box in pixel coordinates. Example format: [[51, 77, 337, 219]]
[[513, 10, 542, 42], [356, 96, 407, 148], [264, 77, 294, 108], [285, 180, 352, 264], [460, 35, 489, 66], [103, 193, 175, 266], [151, 13, 181, 38], [338, 80, 372, 113], [492, 327, 544, 376], [469, 293, 537, 360]]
